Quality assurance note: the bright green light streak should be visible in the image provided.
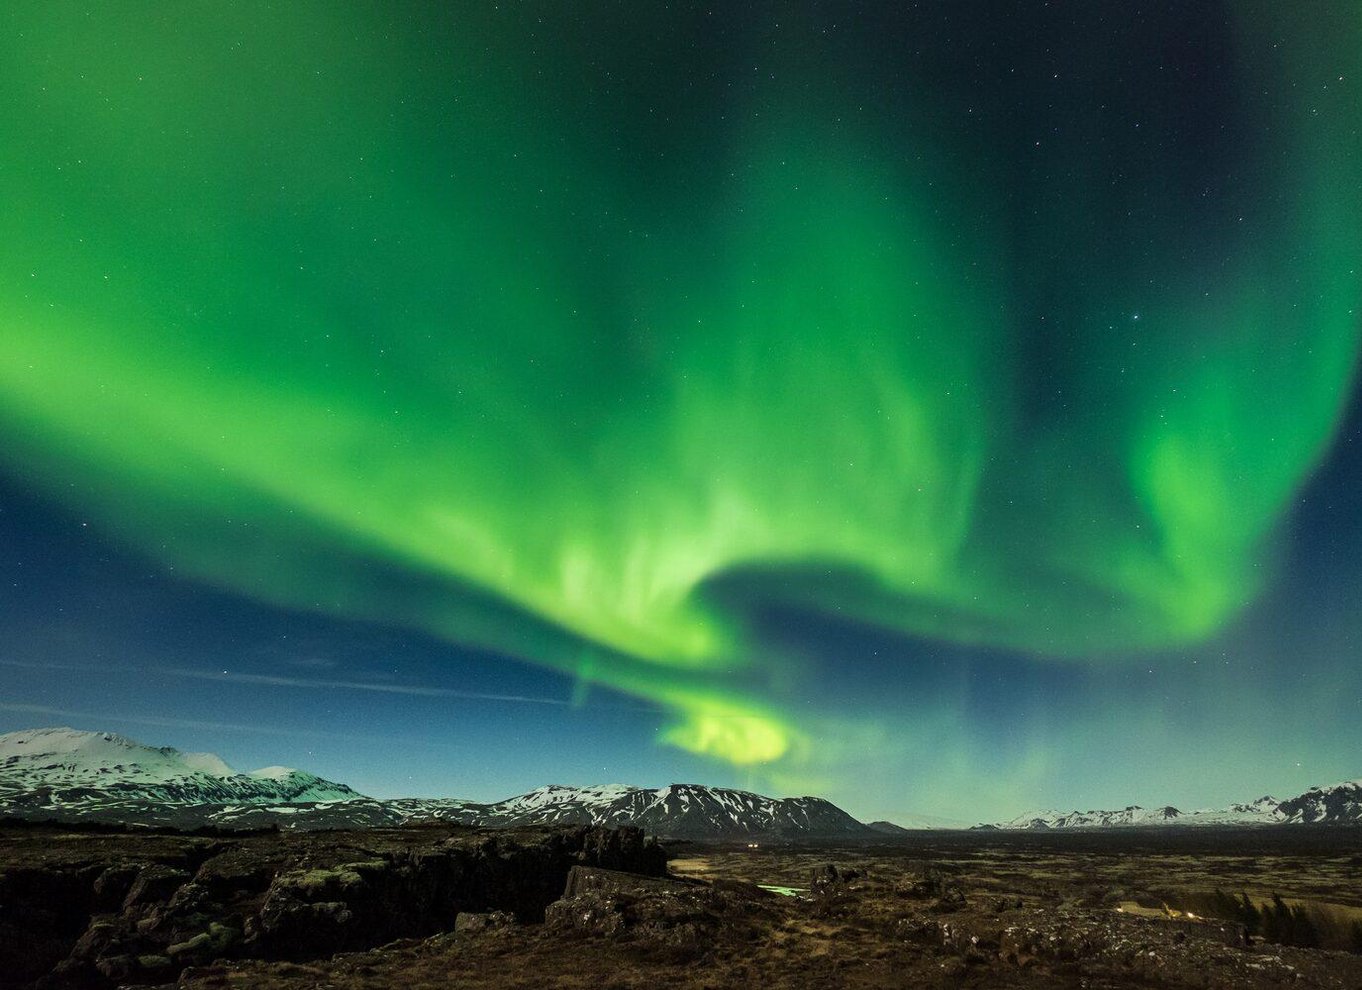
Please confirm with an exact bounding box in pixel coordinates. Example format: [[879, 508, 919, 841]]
[[0, 3, 1357, 768]]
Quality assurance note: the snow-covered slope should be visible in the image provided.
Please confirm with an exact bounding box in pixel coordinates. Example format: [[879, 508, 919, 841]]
[[984, 781, 1362, 829], [0, 728, 869, 837], [996, 805, 1186, 829], [626, 783, 868, 838], [0, 727, 361, 811], [382, 782, 872, 839], [16, 726, 1354, 837], [1276, 780, 1362, 824]]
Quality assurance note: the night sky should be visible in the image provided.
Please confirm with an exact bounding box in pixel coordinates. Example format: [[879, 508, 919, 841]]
[[1, 2, 1359, 824]]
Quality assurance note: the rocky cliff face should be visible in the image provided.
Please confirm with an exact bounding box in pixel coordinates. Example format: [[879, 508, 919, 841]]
[[0, 823, 665, 990]]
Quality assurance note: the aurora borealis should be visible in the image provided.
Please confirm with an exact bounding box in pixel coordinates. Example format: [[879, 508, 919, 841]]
[[1, 2, 1360, 821]]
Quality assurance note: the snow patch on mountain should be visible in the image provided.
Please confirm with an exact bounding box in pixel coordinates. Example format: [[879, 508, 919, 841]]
[[249, 766, 300, 781], [0, 727, 362, 809], [987, 780, 1362, 829], [180, 752, 236, 777], [204, 781, 874, 837], [0, 728, 874, 837], [1276, 779, 1362, 824]]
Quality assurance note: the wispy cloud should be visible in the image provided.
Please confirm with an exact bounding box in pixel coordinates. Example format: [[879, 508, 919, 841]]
[[0, 702, 345, 739], [285, 657, 337, 670], [2, 658, 663, 712], [0, 658, 105, 672], [164, 669, 590, 705]]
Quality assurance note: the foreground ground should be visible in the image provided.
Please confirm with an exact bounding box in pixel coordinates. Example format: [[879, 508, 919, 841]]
[[4, 823, 1361, 989]]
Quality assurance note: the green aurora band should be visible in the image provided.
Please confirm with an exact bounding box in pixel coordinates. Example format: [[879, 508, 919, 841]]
[[1, 3, 1359, 769]]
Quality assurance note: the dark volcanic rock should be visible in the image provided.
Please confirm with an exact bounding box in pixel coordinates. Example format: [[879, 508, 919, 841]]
[[561, 865, 694, 899], [121, 865, 190, 911], [545, 892, 631, 938], [574, 821, 668, 874], [546, 887, 714, 946], [453, 910, 516, 934], [543, 874, 777, 965], [91, 863, 141, 910], [0, 823, 668, 990], [244, 826, 665, 959], [165, 833, 1362, 990], [929, 883, 968, 914]]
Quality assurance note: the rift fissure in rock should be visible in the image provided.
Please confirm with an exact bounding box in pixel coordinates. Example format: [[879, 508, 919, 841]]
[[0, 824, 664, 990]]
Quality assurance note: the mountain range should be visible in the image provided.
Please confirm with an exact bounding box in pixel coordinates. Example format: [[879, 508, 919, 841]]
[[0, 727, 360, 809], [982, 785, 1362, 829], [0, 728, 874, 838], [3, 727, 1359, 835]]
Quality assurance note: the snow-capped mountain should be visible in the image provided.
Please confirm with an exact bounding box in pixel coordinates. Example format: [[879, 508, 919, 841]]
[[984, 781, 1362, 829], [592, 782, 869, 838], [16, 726, 1353, 837], [0, 728, 360, 811], [1276, 780, 1362, 824], [995, 805, 1185, 829], [0, 728, 871, 838], [305, 782, 871, 839]]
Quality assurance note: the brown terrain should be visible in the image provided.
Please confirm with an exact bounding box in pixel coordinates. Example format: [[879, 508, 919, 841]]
[[3, 821, 1361, 990]]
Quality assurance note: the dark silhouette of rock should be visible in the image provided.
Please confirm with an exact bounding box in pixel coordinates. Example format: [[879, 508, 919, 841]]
[[544, 892, 631, 937], [561, 865, 693, 899], [121, 865, 190, 911], [91, 863, 141, 910], [929, 884, 968, 913], [1, 823, 670, 989]]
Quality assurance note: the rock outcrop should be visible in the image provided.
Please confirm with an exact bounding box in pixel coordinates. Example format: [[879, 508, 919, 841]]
[[0, 823, 664, 989]]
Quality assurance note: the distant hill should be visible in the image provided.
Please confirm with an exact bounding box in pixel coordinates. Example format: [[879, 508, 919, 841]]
[[982, 782, 1362, 829], [867, 820, 912, 834], [867, 813, 969, 832]]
